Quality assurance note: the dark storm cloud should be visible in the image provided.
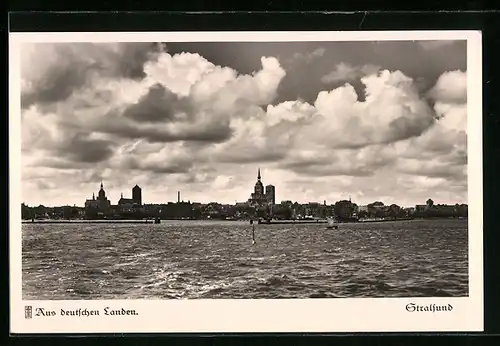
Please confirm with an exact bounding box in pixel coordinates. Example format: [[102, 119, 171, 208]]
[[26, 131, 116, 169], [62, 135, 116, 163], [22, 42, 162, 109], [100, 116, 233, 144], [22, 52, 92, 109], [123, 83, 191, 123], [39, 133, 116, 165]]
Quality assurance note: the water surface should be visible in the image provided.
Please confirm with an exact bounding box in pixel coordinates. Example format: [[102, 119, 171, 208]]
[[22, 219, 468, 299]]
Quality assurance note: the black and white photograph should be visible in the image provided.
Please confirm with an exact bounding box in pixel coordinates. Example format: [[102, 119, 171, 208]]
[[10, 30, 483, 333]]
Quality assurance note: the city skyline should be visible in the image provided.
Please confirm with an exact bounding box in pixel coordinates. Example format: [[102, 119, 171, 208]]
[[22, 173, 467, 210], [21, 40, 467, 207]]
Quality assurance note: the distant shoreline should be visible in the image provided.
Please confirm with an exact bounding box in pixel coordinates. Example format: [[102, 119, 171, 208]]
[[22, 217, 467, 225], [22, 220, 155, 224]]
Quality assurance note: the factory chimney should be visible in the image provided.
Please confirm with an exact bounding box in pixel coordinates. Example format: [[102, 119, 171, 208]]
[[177, 191, 180, 203]]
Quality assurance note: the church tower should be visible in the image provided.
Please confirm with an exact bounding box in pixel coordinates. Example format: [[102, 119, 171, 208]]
[[132, 184, 142, 205], [254, 168, 264, 197], [98, 181, 106, 200]]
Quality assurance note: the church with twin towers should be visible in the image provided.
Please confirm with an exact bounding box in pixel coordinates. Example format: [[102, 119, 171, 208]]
[[248, 168, 275, 206]]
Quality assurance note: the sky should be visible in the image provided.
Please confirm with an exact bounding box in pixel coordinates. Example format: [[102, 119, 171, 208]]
[[19, 39, 468, 207]]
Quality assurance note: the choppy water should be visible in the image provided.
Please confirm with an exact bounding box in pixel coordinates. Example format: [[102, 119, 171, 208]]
[[22, 219, 468, 299]]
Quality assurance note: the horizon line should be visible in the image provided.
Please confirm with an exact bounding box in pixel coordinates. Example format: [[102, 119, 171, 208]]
[[21, 198, 469, 209]]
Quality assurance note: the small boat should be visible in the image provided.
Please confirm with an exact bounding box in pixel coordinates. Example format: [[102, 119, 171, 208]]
[[326, 218, 338, 229]]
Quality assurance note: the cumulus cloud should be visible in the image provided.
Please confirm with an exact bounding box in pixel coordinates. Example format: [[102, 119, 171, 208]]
[[201, 68, 466, 195], [427, 70, 467, 104], [321, 62, 381, 84], [316, 70, 436, 147], [21, 42, 164, 109], [21, 44, 286, 165], [19, 42, 468, 207], [229, 69, 438, 157]]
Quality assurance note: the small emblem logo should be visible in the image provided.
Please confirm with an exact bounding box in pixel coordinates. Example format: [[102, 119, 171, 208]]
[[24, 306, 32, 319]]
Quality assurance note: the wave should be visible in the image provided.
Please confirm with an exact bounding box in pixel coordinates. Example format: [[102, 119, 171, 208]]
[[22, 220, 469, 299]]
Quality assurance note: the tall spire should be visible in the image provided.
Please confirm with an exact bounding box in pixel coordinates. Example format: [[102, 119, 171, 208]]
[[257, 168, 261, 181], [92, 192, 95, 200], [121, 192, 123, 198], [100, 180, 103, 190]]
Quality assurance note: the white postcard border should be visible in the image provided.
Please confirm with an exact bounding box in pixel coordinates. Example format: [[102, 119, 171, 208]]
[[9, 30, 483, 334]]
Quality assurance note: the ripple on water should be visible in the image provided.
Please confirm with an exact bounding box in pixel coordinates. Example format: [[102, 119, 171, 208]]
[[22, 219, 469, 299]]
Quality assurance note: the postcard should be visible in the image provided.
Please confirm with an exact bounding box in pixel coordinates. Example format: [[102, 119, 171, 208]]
[[9, 30, 483, 333]]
